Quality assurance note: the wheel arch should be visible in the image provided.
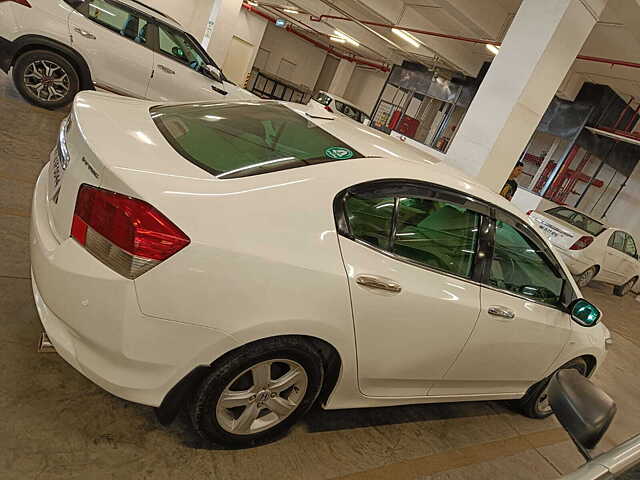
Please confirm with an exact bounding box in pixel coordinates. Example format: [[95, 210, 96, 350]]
[[580, 354, 597, 377], [9, 35, 94, 90], [155, 334, 343, 426]]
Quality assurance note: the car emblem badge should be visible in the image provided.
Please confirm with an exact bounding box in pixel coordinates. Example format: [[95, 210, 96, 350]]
[[325, 146, 354, 160]]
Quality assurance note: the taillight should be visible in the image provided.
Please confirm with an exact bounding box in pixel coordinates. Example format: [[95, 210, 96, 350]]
[[526, 210, 533, 216], [325, 106, 334, 113], [570, 235, 594, 250], [0, 0, 32, 7], [71, 184, 190, 279]]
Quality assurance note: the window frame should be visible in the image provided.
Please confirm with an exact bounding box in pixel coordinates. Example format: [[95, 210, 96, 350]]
[[334, 179, 576, 311], [623, 233, 638, 259], [608, 231, 626, 252]]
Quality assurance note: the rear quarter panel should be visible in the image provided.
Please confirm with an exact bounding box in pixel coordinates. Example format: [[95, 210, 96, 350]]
[[9, 0, 73, 45]]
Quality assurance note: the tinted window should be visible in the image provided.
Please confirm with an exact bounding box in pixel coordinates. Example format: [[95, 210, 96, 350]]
[[545, 207, 605, 236], [624, 234, 637, 258], [157, 24, 210, 72], [609, 231, 625, 251], [393, 198, 479, 277], [335, 100, 364, 123], [345, 194, 394, 249], [86, 0, 149, 44], [151, 103, 363, 178], [313, 92, 332, 106], [490, 221, 564, 306]]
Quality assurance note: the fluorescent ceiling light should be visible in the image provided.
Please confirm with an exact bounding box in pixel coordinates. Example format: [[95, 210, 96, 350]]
[[486, 44, 500, 55], [333, 30, 359, 47], [283, 8, 300, 14], [392, 28, 420, 48], [330, 36, 346, 43]]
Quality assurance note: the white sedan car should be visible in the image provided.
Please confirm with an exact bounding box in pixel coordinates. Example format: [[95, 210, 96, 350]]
[[529, 207, 639, 295], [31, 92, 608, 447]]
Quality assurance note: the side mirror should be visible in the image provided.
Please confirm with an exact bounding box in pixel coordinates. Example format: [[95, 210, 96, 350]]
[[204, 64, 222, 83], [569, 298, 601, 327], [548, 369, 616, 460]]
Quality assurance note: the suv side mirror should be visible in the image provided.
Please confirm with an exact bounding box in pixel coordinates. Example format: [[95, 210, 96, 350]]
[[548, 369, 616, 460], [204, 64, 222, 83], [569, 298, 601, 327]]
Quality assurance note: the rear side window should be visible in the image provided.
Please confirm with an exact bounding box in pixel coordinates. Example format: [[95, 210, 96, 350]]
[[394, 198, 479, 277], [608, 231, 625, 251], [490, 221, 564, 306], [313, 92, 332, 106], [151, 103, 363, 179], [84, 0, 150, 44], [624, 234, 637, 258]]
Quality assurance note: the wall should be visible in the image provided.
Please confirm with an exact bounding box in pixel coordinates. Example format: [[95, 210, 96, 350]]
[[343, 67, 389, 115], [314, 55, 339, 93], [601, 163, 640, 239], [147, 0, 211, 39], [257, 23, 327, 89], [221, 8, 267, 85]]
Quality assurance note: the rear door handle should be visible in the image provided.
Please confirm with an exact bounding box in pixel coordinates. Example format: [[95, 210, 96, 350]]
[[157, 64, 175, 75], [356, 275, 401, 293], [73, 27, 96, 39], [488, 305, 515, 319]]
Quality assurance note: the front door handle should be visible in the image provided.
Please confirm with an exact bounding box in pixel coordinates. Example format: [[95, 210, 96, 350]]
[[74, 27, 96, 40], [356, 275, 401, 293], [211, 85, 228, 95], [157, 64, 175, 75], [488, 305, 515, 319]]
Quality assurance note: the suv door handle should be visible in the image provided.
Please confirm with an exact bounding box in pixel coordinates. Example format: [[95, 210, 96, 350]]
[[488, 306, 515, 319], [73, 28, 96, 40], [356, 275, 401, 293], [157, 64, 175, 75]]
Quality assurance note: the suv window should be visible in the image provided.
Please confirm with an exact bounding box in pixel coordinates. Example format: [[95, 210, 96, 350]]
[[489, 220, 564, 306], [85, 0, 149, 44], [345, 194, 395, 249], [157, 23, 209, 73], [624, 234, 637, 258], [335, 100, 364, 123], [393, 197, 479, 277], [609, 231, 625, 251]]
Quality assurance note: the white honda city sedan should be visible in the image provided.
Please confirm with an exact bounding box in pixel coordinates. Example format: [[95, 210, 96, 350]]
[[529, 207, 639, 295], [31, 92, 608, 447]]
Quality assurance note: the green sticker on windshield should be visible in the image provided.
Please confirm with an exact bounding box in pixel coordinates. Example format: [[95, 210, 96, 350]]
[[325, 146, 354, 160]]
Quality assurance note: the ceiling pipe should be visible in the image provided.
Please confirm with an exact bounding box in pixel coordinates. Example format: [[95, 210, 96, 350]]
[[242, 4, 390, 72], [311, 15, 640, 70]]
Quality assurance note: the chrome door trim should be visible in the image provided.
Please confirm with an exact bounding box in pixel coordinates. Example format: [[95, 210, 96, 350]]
[[487, 305, 515, 319], [356, 274, 401, 293]]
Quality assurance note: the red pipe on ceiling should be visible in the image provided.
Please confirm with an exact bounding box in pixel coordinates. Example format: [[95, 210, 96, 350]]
[[242, 4, 390, 72], [311, 14, 640, 70]]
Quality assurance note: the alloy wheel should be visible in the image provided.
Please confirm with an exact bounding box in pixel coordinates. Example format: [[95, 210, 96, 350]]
[[215, 359, 308, 435], [577, 268, 595, 287], [622, 278, 636, 296], [23, 60, 71, 102]]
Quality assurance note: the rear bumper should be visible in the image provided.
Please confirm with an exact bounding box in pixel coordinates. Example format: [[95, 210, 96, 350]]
[[30, 163, 238, 407]]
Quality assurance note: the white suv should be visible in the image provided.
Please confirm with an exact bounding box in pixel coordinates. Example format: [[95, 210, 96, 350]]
[[0, 0, 254, 108]]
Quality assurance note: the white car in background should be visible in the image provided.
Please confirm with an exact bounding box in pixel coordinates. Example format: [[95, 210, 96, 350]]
[[0, 0, 253, 108], [310, 90, 370, 124], [31, 91, 608, 448], [529, 206, 640, 295]]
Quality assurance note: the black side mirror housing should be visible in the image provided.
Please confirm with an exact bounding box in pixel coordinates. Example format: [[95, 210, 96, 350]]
[[548, 369, 616, 459]]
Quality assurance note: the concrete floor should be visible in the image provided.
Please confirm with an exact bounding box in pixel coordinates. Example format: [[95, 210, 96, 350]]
[[1, 72, 640, 480]]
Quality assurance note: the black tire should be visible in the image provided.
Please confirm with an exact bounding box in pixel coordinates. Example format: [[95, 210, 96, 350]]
[[12, 49, 80, 109], [575, 266, 597, 288], [189, 337, 324, 448], [519, 358, 588, 419], [613, 277, 637, 297]]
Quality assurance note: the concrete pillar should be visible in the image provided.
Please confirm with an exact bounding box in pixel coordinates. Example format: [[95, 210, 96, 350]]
[[445, 0, 609, 192], [201, 0, 244, 66], [327, 59, 356, 98]]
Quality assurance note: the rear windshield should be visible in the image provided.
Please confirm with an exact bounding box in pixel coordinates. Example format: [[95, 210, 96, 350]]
[[545, 207, 605, 236], [151, 103, 363, 179], [334, 100, 366, 123], [313, 92, 332, 106]]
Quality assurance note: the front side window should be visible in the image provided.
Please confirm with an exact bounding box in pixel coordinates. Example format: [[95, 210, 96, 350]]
[[86, 0, 149, 44], [152, 103, 363, 178], [608, 231, 625, 251], [624, 234, 637, 258], [157, 24, 209, 73], [489, 221, 564, 306], [393, 198, 479, 277]]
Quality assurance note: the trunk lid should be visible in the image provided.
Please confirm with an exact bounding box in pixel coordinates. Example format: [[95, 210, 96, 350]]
[[529, 210, 583, 249]]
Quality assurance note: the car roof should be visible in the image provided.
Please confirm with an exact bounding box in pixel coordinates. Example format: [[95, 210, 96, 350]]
[[117, 0, 182, 28]]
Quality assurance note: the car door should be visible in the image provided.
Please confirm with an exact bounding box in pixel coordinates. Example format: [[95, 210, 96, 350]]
[[437, 212, 572, 396], [146, 22, 226, 102], [336, 182, 485, 397], [603, 231, 627, 284], [69, 0, 154, 98]]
